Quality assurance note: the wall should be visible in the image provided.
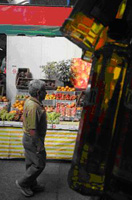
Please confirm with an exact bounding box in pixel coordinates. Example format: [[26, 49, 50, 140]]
[[6, 35, 82, 103]]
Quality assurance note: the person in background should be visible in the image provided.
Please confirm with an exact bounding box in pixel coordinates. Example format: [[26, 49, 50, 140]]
[[1, 57, 6, 74], [16, 79, 47, 197]]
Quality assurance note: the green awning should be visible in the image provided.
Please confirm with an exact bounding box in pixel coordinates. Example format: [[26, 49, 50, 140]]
[[0, 25, 62, 36]]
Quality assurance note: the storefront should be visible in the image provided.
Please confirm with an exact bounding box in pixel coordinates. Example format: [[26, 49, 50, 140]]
[[0, 4, 92, 160]]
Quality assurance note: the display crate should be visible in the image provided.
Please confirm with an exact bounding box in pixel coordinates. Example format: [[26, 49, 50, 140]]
[[56, 99, 76, 104], [43, 99, 56, 106], [56, 91, 75, 94], [40, 79, 56, 90], [16, 68, 32, 88], [16, 77, 33, 89]]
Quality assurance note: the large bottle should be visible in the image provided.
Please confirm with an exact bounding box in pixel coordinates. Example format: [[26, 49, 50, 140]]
[[67, 41, 129, 196], [65, 0, 130, 197], [60, 0, 123, 60], [101, 45, 132, 200], [98, 1, 132, 199]]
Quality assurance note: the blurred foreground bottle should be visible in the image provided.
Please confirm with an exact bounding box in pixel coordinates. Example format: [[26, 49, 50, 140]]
[[60, 0, 123, 60], [68, 41, 129, 196], [63, 0, 132, 197], [99, 1, 132, 199], [102, 46, 132, 200]]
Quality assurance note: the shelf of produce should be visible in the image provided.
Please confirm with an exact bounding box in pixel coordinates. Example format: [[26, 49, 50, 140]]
[[0, 121, 79, 160]]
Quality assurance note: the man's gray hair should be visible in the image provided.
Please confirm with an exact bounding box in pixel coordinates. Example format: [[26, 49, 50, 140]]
[[28, 79, 46, 97]]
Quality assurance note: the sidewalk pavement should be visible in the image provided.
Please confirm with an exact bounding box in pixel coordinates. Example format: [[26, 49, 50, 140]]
[[0, 159, 99, 200]]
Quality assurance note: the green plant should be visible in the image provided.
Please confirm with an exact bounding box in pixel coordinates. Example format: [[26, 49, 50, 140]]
[[41, 59, 74, 84], [41, 61, 57, 80], [56, 59, 72, 82]]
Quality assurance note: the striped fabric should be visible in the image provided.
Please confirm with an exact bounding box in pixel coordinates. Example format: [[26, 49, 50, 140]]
[[0, 126, 78, 160]]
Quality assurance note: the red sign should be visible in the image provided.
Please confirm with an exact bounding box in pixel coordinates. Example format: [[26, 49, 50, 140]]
[[0, 5, 72, 26], [12, 68, 17, 74]]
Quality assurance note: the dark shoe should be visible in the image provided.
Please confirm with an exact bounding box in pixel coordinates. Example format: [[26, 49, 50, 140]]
[[31, 184, 45, 192], [16, 180, 34, 197]]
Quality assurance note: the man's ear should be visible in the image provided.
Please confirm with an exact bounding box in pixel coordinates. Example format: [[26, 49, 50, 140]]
[[37, 90, 40, 96]]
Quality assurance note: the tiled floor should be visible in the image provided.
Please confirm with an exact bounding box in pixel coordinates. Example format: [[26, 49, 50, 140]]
[[0, 159, 99, 200]]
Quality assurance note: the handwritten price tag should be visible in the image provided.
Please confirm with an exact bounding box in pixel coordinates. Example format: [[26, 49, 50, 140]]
[[52, 124, 56, 129], [0, 121, 3, 126]]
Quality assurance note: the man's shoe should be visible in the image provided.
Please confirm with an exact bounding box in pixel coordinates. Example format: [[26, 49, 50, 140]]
[[16, 180, 34, 197], [31, 184, 45, 192]]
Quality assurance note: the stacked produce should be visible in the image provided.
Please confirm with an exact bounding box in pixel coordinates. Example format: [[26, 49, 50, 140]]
[[8, 97, 28, 121], [45, 106, 55, 112], [12, 100, 25, 112], [44, 92, 76, 100], [56, 86, 75, 91], [45, 93, 55, 100], [0, 96, 10, 111], [55, 93, 76, 100], [0, 96, 9, 102], [0, 109, 23, 122], [0, 85, 82, 123], [0, 95, 27, 122], [15, 94, 29, 100], [56, 102, 77, 118], [47, 112, 61, 124]]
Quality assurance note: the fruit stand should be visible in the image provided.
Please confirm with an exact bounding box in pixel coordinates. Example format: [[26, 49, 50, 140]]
[[0, 85, 83, 160], [0, 57, 91, 160]]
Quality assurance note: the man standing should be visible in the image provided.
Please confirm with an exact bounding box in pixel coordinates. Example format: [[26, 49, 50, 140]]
[[16, 79, 47, 197]]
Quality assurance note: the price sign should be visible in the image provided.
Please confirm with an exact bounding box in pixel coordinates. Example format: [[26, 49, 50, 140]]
[[0, 121, 3, 126], [52, 124, 56, 129]]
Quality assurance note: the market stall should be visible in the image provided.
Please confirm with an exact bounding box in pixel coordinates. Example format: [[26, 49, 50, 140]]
[[0, 51, 92, 160], [0, 54, 91, 161], [0, 82, 87, 160], [0, 81, 89, 160]]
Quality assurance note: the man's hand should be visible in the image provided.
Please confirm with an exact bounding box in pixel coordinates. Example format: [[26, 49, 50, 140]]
[[29, 129, 36, 137], [29, 129, 44, 152]]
